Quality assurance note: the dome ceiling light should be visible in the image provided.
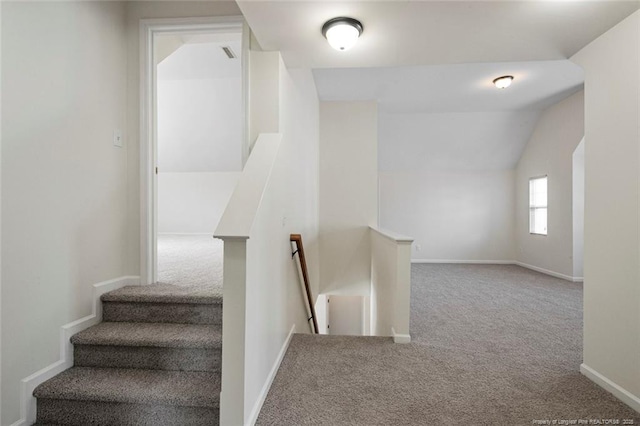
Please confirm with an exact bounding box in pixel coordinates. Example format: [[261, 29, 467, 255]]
[[322, 17, 364, 51], [493, 75, 514, 89]]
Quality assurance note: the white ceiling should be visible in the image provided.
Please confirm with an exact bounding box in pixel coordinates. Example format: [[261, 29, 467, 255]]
[[315, 60, 583, 170], [314, 60, 584, 113], [237, 0, 639, 69], [157, 38, 241, 81], [236, 1, 609, 172]]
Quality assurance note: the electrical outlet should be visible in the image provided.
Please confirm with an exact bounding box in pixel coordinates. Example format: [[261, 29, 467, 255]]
[[415, 244, 421, 252], [113, 130, 123, 148]]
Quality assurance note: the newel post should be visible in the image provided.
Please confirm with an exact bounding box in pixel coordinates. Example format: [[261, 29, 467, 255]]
[[217, 237, 248, 426]]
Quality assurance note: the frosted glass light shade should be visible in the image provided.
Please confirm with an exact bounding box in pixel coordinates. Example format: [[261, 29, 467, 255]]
[[322, 17, 363, 51], [493, 75, 514, 89]]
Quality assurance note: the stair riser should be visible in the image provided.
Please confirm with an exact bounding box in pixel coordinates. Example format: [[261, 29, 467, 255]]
[[103, 302, 222, 325], [74, 345, 221, 372], [73, 345, 222, 372], [37, 399, 218, 426]]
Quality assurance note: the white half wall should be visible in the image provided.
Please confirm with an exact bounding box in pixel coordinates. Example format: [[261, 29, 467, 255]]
[[380, 170, 515, 262], [243, 63, 321, 424], [1, 2, 128, 423], [216, 49, 321, 425], [370, 227, 413, 340], [319, 102, 378, 295], [571, 10, 640, 405], [157, 172, 240, 234], [515, 90, 584, 279]]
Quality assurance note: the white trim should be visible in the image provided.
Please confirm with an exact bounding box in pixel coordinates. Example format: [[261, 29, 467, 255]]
[[391, 327, 411, 344], [369, 226, 414, 244], [581, 363, 640, 413], [139, 16, 245, 285], [214, 134, 283, 240], [246, 324, 296, 426], [411, 259, 514, 265], [10, 276, 140, 426], [410, 259, 584, 282], [515, 261, 583, 282]]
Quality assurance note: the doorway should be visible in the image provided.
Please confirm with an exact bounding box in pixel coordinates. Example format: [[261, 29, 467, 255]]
[[140, 17, 246, 286]]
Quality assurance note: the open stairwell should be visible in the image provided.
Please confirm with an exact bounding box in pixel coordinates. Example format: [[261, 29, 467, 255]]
[[32, 284, 222, 425]]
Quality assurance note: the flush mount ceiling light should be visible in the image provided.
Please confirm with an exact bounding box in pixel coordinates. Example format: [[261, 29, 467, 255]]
[[322, 17, 364, 51], [493, 75, 514, 89]]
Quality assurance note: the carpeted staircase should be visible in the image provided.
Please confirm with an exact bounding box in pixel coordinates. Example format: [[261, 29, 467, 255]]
[[32, 284, 222, 425]]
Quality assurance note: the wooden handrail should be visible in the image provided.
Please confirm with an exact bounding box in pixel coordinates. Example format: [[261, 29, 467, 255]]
[[290, 234, 319, 334]]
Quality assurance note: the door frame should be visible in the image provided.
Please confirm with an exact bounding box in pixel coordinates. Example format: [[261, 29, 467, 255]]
[[139, 16, 247, 284]]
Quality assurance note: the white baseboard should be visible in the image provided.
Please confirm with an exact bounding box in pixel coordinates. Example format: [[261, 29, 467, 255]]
[[246, 324, 296, 426], [515, 261, 582, 282], [411, 259, 583, 282], [391, 327, 411, 344], [581, 363, 640, 413], [411, 259, 514, 265], [10, 275, 140, 426]]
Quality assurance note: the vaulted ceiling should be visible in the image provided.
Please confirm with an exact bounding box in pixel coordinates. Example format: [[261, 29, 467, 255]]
[[237, 0, 639, 69], [313, 60, 583, 113], [237, 1, 637, 171]]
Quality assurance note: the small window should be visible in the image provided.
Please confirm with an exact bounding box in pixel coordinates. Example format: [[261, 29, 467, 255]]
[[529, 176, 547, 235]]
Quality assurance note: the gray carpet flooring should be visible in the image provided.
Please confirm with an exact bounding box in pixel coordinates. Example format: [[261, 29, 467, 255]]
[[257, 264, 639, 425], [157, 234, 223, 298]]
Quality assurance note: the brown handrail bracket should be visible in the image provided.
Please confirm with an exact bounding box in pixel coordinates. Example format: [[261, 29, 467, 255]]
[[290, 234, 319, 334]]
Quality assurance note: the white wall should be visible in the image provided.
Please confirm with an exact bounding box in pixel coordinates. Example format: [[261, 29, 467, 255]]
[[125, 0, 242, 276], [216, 43, 320, 423], [156, 37, 243, 235], [248, 50, 279, 148], [157, 172, 240, 234], [515, 91, 584, 279], [571, 10, 640, 405], [379, 111, 540, 172], [319, 102, 378, 296], [0, 1, 4, 417], [572, 139, 585, 278], [1, 2, 128, 423], [158, 78, 242, 172], [243, 64, 320, 423], [378, 111, 532, 262], [157, 42, 242, 173], [328, 296, 363, 335], [224, 51, 320, 424], [380, 170, 515, 262]]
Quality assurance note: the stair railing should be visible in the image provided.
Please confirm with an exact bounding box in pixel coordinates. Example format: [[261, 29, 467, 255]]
[[290, 234, 319, 334]]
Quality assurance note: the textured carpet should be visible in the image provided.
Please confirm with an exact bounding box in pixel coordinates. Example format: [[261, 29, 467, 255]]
[[71, 322, 221, 348], [34, 367, 220, 407], [157, 234, 223, 298], [257, 264, 639, 425], [35, 281, 223, 424], [102, 283, 221, 304]]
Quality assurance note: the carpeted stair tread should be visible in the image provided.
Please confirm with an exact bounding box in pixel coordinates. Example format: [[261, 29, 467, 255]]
[[34, 367, 220, 408], [71, 322, 221, 349], [102, 284, 221, 305]]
